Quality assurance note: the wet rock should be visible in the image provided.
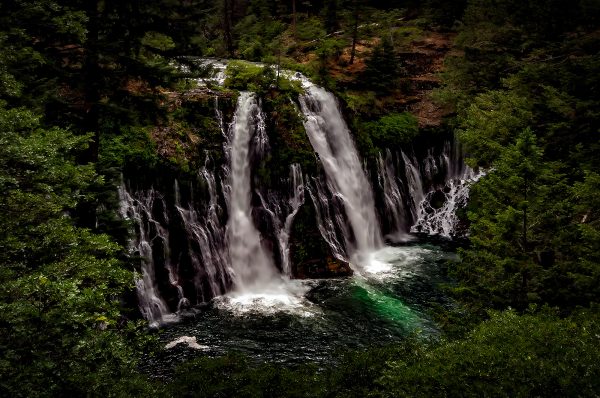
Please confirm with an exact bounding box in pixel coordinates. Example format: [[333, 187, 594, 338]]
[[294, 256, 353, 279]]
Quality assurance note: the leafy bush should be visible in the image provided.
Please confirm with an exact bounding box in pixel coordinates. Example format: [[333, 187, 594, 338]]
[[378, 309, 600, 397], [99, 125, 159, 170], [224, 61, 301, 96], [364, 112, 419, 149], [0, 103, 157, 397], [168, 354, 323, 398], [295, 17, 326, 41]]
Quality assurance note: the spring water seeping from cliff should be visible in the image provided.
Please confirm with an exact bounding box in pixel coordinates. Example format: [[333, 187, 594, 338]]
[[409, 141, 485, 237], [377, 150, 410, 243], [118, 184, 181, 327], [174, 171, 230, 303], [258, 163, 306, 277]]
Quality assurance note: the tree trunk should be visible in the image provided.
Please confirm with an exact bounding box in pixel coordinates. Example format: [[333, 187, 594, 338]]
[[292, 0, 296, 39], [349, 0, 359, 65], [84, 0, 101, 162], [223, 0, 234, 57], [325, 0, 339, 33]]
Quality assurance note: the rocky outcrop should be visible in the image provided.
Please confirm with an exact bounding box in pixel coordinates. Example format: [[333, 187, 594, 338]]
[[294, 257, 353, 279]]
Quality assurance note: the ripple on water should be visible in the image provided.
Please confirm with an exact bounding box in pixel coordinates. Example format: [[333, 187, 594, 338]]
[[144, 241, 455, 378]]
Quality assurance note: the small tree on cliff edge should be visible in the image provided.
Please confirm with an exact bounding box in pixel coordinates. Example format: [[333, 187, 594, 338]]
[[363, 36, 400, 94]]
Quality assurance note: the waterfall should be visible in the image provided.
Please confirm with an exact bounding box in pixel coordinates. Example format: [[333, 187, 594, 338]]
[[423, 149, 439, 182], [226, 92, 281, 291], [174, 172, 230, 303], [409, 141, 484, 237], [258, 164, 306, 277], [118, 183, 176, 327], [252, 100, 270, 160], [118, 59, 488, 325], [411, 167, 484, 237], [278, 165, 305, 276], [306, 177, 349, 261], [376, 150, 409, 242], [299, 85, 383, 264], [401, 151, 425, 222], [216, 97, 234, 216]]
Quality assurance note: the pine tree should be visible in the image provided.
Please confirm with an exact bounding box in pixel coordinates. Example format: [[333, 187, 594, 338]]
[[363, 36, 399, 93]]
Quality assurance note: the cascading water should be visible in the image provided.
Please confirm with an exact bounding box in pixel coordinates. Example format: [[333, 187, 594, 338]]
[[411, 167, 484, 237], [408, 141, 484, 237], [174, 172, 230, 303], [299, 85, 383, 265], [252, 100, 270, 159], [258, 164, 306, 277], [118, 183, 178, 327], [401, 151, 425, 222], [423, 149, 439, 182], [226, 92, 281, 292], [119, 60, 485, 331], [376, 150, 410, 242], [306, 177, 348, 261]]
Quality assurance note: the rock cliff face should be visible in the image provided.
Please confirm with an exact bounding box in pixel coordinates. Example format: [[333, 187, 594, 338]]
[[119, 36, 468, 323]]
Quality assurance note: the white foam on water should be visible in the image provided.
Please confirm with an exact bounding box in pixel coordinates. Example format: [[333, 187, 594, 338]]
[[214, 280, 318, 318], [359, 246, 433, 281]]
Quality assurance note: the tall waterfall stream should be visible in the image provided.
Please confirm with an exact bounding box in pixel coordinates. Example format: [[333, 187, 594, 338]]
[[119, 61, 482, 372]]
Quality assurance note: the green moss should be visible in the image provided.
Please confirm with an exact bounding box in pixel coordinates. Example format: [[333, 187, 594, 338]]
[[224, 60, 303, 97], [260, 91, 315, 183]]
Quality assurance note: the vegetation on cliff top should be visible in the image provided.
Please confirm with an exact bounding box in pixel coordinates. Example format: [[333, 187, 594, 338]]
[[0, 0, 599, 396]]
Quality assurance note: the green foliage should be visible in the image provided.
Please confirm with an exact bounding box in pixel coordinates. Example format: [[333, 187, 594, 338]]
[[225, 61, 275, 94], [349, 111, 420, 162], [315, 37, 346, 61], [234, 14, 286, 61], [363, 112, 419, 149], [342, 90, 377, 116], [314, 37, 346, 84], [142, 31, 177, 52], [296, 17, 327, 41], [379, 308, 600, 397], [260, 92, 315, 182], [169, 353, 323, 398], [99, 126, 159, 170], [0, 101, 156, 396], [352, 118, 378, 160], [166, 344, 417, 398], [458, 87, 533, 167], [321, 344, 418, 398], [443, 1, 600, 314], [455, 129, 577, 309], [363, 36, 401, 94], [225, 61, 303, 97]]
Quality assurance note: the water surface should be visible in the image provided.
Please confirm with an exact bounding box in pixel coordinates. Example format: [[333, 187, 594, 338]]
[[144, 239, 456, 377]]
